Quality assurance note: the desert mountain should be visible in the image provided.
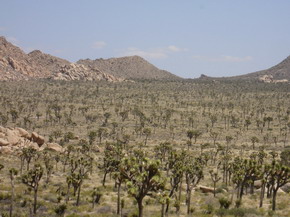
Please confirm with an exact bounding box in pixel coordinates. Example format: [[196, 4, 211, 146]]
[[0, 36, 180, 81], [77, 56, 181, 80], [237, 55, 290, 82], [198, 55, 290, 83]]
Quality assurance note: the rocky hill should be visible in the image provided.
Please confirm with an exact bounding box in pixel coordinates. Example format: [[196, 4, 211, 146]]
[[198, 55, 290, 83], [0, 36, 181, 81], [0, 36, 121, 82], [77, 56, 181, 80], [238, 55, 290, 82]]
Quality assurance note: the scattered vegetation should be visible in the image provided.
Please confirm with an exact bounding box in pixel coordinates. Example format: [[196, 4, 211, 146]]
[[0, 79, 290, 216]]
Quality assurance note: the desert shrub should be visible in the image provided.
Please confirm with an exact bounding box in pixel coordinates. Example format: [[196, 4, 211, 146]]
[[0, 212, 8, 217], [216, 208, 228, 217], [54, 204, 67, 216], [229, 208, 246, 217], [0, 192, 11, 200], [229, 208, 259, 217], [219, 197, 231, 209], [203, 204, 214, 214], [235, 199, 242, 208]]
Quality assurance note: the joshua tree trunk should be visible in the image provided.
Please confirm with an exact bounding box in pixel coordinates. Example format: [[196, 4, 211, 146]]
[[259, 182, 266, 208], [187, 188, 192, 214], [272, 189, 278, 211], [102, 172, 107, 186], [76, 182, 82, 206], [213, 181, 216, 197], [117, 182, 121, 214], [9, 176, 15, 217], [161, 203, 165, 217], [66, 183, 71, 203], [33, 188, 38, 214], [137, 199, 143, 217]]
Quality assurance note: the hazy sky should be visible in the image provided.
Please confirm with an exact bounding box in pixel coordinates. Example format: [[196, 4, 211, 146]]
[[1, 0, 290, 78]]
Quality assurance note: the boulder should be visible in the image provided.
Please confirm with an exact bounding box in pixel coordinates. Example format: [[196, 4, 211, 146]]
[[0, 126, 6, 133], [40, 143, 64, 152], [31, 132, 45, 146], [278, 188, 286, 194], [0, 138, 9, 146], [254, 180, 262, 189], [27, 142, 40, 150], [281, 183, 290, 193], [0, 146, 13, 154], [0, 132, 5, 138], [6, 129, 19, 145], [16, 128, 30, 139], [36, 135, 45, 147], [198, 185, 215, 194], [31, 132, 39, 141], [92, 145, 101, 152]]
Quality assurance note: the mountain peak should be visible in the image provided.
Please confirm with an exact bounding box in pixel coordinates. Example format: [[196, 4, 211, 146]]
[[28, 50, 43, 56], [0, 36, 8, 43]]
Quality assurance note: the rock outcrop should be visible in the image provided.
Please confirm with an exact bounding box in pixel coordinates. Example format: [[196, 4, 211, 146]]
[[0, 126, 63, 154], [0, 36, 122, 82], [53, 63, 122, 82], [258, 74, 288, 83]]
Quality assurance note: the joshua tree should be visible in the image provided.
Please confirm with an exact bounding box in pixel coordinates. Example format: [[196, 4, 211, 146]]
[[209, 169, 221, 197], [43, 151, 54, 184], [264, 116, 273, 129], [231, 158, 261, 201], [88, 131, 97, 145], [91, 187, 102, 208], [143, 128, 152, 145], [112, 170, 124, 215], [209, 114, 218, 128], [103, 112, 111, 126], [186, 130, 194, 149], [100, 143, 123, 186], [154, 142, 172, 163], [120, 152, 166, 217], [10, 109, 19, 123], [192, 130, 202, 144], [22, 164, 43, 214], [185, 156, 204, 214], [250, 136, 259, 150], [244, 118, 251, 130], [210, 131, 219, 146], [267, 161, 290, 210], [21, 147, 37, 171], [97, 127, 108, 145], [73, 156, 92, 206], [165, 150, 186, 213]]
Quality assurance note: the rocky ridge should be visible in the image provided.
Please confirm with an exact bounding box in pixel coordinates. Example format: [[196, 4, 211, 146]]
[[0, 36, 179, 81]]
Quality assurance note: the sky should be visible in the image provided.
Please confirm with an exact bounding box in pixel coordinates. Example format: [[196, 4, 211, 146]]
[[0, 0, 290, 78]]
